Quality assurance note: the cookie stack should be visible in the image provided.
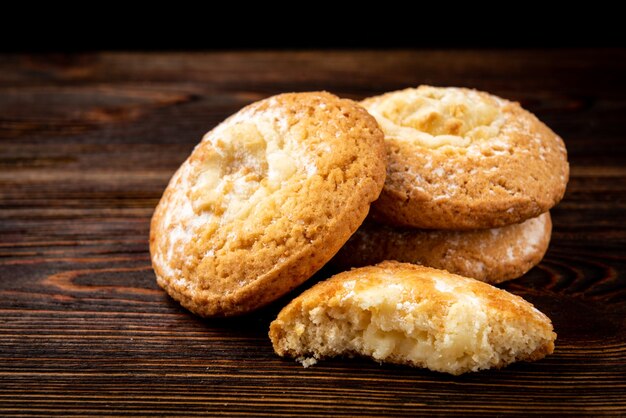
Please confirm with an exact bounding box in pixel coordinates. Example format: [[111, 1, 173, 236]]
[[333, 86, 569, 284], [150, 87, 568, 374]]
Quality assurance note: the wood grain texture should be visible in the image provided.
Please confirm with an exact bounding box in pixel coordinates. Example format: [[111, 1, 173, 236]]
[[1, 49, 625, 416]]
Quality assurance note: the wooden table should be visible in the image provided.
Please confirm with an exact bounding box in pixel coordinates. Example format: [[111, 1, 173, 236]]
[[1, 50, 625, 416]]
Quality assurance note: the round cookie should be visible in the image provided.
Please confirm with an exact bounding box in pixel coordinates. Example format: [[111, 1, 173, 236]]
[[332, 212, 552, 284], [361, 86, 569, 229], [269, 261, 556, 375], [150, 92, 386, 317]]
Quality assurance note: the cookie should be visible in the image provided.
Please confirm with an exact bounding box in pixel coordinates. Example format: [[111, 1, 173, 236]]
[[332, 212, 551, 284], [361, 86, 569, 229], [150, 92, 386, 317], [269, 261, 556, 375]]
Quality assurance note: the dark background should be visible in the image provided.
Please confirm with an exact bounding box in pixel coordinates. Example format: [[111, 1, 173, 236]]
[[2, 7, 624, 51]]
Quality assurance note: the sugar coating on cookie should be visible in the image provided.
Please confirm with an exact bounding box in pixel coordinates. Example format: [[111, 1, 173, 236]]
[[269, 261, 556, 375], [362, 86, 569, 229], [332, 212, 552, 284], [150, 92, 386, 316]]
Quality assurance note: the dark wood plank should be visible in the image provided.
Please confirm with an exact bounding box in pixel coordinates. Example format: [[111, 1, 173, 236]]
[[0, 49, 625, 416]]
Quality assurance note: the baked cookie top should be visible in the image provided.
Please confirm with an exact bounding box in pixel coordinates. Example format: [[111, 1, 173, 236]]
[[332, 212, 552, 284], [362, 86, 569, 229], [270, 261, 556, 375], [150, 92, 386, 316]]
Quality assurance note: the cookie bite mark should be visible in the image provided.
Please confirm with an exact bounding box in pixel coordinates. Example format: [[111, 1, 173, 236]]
[[269, 261, 556, 375]]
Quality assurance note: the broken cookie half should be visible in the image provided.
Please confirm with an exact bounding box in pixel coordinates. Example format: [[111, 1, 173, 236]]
[[269, 261, 555, 375]]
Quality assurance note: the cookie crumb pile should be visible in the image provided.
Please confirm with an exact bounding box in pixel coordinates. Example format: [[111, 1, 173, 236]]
[[150, 86, 569, 374]]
